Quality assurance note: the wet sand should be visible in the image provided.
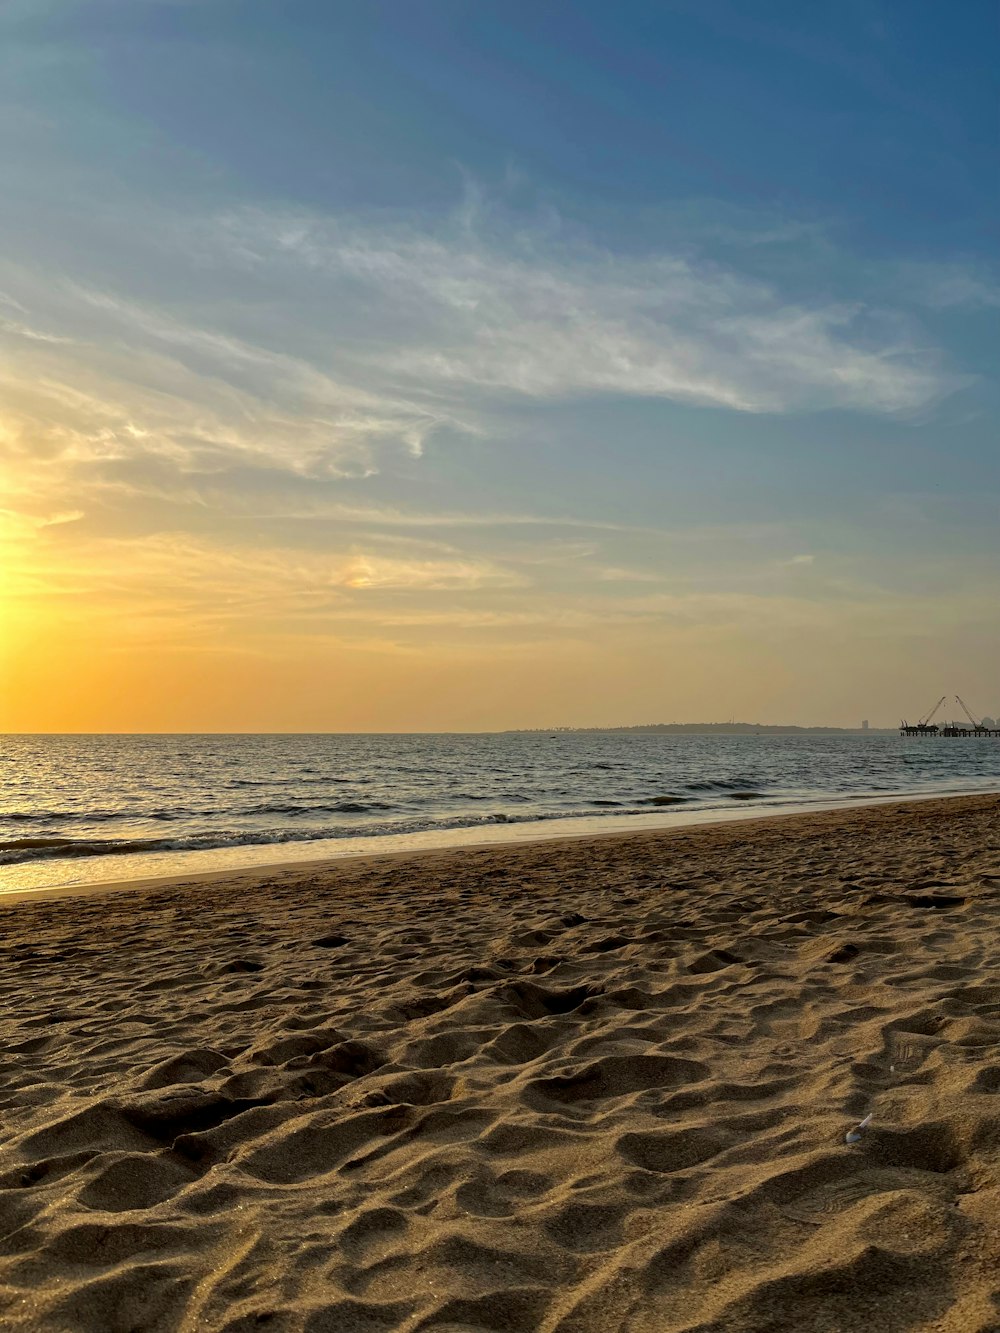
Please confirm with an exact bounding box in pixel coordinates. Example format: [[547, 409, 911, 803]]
[[1, 794, 999, 1331]]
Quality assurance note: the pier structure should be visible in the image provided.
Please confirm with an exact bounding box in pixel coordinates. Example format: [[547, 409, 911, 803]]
[[901, 723, 1000, 737], [900, 695, 1000, 738]]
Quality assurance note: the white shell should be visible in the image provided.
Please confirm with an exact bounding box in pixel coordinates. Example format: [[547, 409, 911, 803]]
[[845, 1113, 872, 1144]]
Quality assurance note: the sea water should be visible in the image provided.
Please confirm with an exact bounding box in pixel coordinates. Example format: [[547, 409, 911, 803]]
[[2, 732, 998, 893]]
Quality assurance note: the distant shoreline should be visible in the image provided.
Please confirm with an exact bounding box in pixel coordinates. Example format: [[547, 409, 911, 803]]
[[3, 726, 896, 737], [504, 724, 896, 734]]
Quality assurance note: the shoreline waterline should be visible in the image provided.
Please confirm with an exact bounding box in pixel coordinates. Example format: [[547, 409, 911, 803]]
[[5, 785, 998, 903], [6, 732, 999, 894]]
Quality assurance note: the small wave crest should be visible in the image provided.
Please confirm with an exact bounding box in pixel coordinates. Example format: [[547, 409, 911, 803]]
[[684, 778, 762, 792], [0, 836, 79, 853], [238, 801, 395, 816], [0, 835, 175, 864], [3, 808, 158, 824], [0, 800, 708, 867]]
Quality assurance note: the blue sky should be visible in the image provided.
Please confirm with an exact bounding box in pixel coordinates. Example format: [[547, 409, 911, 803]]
[[1, 0, 998, 729]]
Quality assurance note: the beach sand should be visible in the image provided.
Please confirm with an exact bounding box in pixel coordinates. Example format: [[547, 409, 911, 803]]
[[1, 794, 999, 1332]]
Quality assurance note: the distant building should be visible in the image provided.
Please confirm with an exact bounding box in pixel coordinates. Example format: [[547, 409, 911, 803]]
[[861, 719, 869, 731], [982, 716, 997, 729]]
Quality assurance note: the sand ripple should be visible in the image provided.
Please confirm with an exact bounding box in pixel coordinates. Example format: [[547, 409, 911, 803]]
[[1, 796, 999, 1330]]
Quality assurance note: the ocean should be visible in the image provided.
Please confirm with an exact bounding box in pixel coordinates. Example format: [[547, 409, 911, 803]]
[[2, 731, 998, 894]]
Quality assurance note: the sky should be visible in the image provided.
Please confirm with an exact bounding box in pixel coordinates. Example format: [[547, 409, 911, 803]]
[[1, 0, 998, 732]]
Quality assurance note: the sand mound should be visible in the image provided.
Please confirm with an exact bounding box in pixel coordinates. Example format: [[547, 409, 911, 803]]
[[1, 795, 999, 1330]]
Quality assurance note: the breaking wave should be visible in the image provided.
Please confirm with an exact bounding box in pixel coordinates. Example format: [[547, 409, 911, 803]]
[[0, 802, 703, 866]]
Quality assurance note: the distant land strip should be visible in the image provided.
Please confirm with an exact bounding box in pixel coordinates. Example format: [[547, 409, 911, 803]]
[[506, 723, 895, 734]]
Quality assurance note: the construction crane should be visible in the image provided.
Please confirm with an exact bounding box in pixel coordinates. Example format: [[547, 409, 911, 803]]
[[955, 695, 981, 729], [919, 696, 947, 726]]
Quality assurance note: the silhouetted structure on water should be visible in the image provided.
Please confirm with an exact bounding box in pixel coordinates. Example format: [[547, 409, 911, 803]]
[[900, 696, 1000, 738]]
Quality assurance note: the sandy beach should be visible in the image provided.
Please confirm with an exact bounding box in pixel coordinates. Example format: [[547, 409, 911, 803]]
[[2, 793, 999, 1332]]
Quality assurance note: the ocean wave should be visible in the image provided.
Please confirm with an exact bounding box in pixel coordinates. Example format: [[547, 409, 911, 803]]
[[0, 803, 695, 867], [2, 808, 179, 824], [1, 835, 174, 863], [227, 776, 359, 788], [0, 797, 397, 826], [238, 801, 395, 816], [688, 778, 762, 789], [0, 837, 79, 852]]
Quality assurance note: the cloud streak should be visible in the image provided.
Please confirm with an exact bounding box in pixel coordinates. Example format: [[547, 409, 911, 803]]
[[0, 197, 965, 523], [0, 186, 985, 710], [223, 209, 958, 416]]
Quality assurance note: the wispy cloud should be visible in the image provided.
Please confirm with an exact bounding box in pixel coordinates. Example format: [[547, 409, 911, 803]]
[[890, 261, 1000, 311], [3, 528, 528, 632], [0, 196, 966, 522], [221, 209, 959, 416], [336, 553, 527, 592], [0, 185, 986, 685]]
